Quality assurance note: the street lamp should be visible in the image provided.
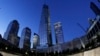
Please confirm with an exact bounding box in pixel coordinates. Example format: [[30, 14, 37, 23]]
[[25, 52, 28, 55], [25, 52, 27, 54], [5, 47, 8, 50], [31, 50, 34, 53]]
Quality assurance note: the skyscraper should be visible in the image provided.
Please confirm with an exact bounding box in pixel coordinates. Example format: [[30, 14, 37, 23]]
[[19, 27, 31, 50], [54, 22, 64, 44], [33, 33, 40, 49], [3, 20, 19, 46], [38, 4, 52, 47], [16, 36, 20, 47]]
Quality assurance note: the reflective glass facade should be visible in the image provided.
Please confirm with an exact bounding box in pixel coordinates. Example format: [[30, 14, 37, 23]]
[[54, 22, 64, 44], [19, 27, 31, 50], [38, 4, 52, 47], [3, 20, 19, 46], [33, 33, 40, 49]]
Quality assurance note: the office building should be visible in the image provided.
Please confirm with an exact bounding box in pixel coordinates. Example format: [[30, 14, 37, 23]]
[[33, 33, 40, 49], [16, 36, 20, 47], [3, 20, 19, 46], [19, 27, 31, 50], [38, 4, 52, 47], [0, 34, 2, 43], [54, 22, 64, 44], [87, 15, 100, 39], [86, 15, 100, 47]]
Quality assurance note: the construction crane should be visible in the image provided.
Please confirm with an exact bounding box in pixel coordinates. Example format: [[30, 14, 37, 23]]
[[77, 23, 86, 33]]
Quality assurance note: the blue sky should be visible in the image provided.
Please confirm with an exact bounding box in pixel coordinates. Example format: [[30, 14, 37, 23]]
[[0, 0, 99, 47]]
